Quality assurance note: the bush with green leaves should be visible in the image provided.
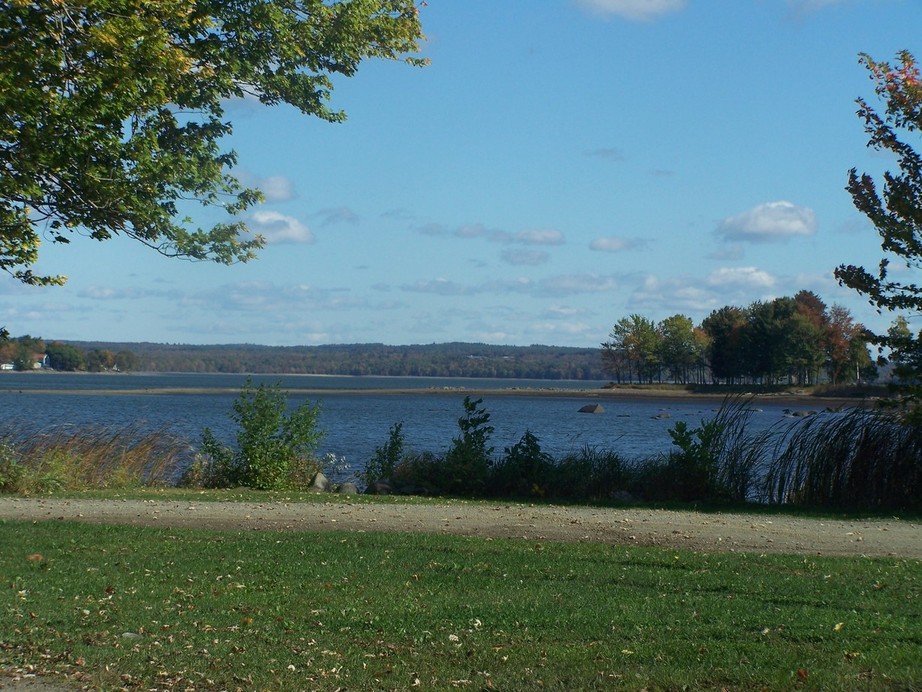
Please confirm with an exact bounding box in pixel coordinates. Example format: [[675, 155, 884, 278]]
[[663, 418, 723, 501], [442, 396, 494, 495], [549, 446, 634, 500], [188, 379, 324, 490], [361, 422, 405, 489], [640, 397, 764, 503], [390, 450, 441, 493], [184, 429, 241, 489], [492, 430, 553, 497]]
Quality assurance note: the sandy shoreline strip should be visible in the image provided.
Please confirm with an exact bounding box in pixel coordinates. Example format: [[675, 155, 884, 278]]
[[0, 386, 877, 410]]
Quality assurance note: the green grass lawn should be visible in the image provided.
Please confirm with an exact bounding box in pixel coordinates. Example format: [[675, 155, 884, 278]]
[[1, 519, 920, 690]]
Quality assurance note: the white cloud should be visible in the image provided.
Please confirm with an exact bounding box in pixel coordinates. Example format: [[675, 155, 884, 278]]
[[542, 305, 587, 318], [397, 273, 618, 299], [472, 330, 517, 343], [455, 223, 489, 239], [631, 268, 780, 316], [631, 275, 717, 313], [514, 229, 565, 245], [706, 266, 777, 289], [574, 0, 686, 21], [717, 201, 816, 242], [401, 278, 472, 296], [589, 236, 646, 253], [78, 286, 117, 300], [205, 281, 364, 313], [537, 274, 618, 295], [501, 249, 550, 266], [238, 172, 296, 202], [416, 221, 563, 246], [78, 286, 181, 300], [257, 176, 296, 202], [505, 319, 596, 346], [249, 210, 314, 245]]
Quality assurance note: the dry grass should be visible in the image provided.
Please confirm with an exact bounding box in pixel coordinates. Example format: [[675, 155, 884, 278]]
[[0, 426, 189, 494]]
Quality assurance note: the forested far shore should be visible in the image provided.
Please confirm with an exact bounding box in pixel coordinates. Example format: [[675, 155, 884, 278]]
[[2, 340, 607, 379]]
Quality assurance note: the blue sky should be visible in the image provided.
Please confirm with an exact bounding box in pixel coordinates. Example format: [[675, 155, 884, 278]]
[[4, 0, 922, 348]]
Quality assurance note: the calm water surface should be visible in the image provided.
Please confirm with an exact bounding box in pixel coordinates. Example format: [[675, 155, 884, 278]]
[[0, 372, 800, 478]]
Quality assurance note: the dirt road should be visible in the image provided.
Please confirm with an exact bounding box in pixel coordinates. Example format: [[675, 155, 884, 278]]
[[1, 497, 919, 558]]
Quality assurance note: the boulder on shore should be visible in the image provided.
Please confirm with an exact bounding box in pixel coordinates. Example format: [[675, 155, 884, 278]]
[[311, 471, 330, 492], [365, 480, 393, 495]]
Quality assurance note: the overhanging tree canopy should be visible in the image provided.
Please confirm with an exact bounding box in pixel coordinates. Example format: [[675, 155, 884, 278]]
[[836, 51, 922, 328], [0, 0, 425, 286]]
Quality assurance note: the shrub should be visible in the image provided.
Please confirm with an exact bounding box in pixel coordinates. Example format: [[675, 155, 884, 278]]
[[361, 421, 405, 488], [392, 451, 441, 493], [550, 446, 633, 500], [442, 396, 494, 495], [182, 429, 239, 488], [648, 397, 763, 503], [663, 418, 723, 501], [493, 430, 553, 497], [190, 379, 324, 490]]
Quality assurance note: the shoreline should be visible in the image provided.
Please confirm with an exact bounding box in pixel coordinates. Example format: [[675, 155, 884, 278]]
[[0, 385, 881, 408]]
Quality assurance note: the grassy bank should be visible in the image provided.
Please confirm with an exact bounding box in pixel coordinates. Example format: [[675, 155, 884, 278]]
[[2, 520, 920, 690]]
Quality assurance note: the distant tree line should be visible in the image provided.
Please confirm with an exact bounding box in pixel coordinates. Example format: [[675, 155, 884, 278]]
[[601, 291, 878, 386], [0, 335, 139, 372], [27, 341, 606, 380]]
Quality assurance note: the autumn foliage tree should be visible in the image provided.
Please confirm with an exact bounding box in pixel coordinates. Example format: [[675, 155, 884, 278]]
[[0, 0, 425, 286], [602, 314, 661, 383], [835, 51, 922, 384], [602, 293, 873, 386]]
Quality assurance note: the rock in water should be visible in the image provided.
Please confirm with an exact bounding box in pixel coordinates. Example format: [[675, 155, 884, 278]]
[[578, 403, 605, 414]]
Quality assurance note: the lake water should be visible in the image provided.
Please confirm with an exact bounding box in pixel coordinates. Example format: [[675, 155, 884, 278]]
[[0, 372, 802, 480]]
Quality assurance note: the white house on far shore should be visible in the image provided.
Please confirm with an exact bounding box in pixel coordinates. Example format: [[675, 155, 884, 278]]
[[0, 354, 48, 370]]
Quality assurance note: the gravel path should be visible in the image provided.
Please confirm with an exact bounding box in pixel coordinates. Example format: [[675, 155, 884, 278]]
[[1, 496, 920, 558]]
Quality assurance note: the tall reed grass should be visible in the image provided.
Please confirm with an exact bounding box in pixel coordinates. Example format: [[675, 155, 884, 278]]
[[763, 407, 922, 511], [646, 395, 767, 503], [708, 396, 773, 501], [0, 425, 189, 494]]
